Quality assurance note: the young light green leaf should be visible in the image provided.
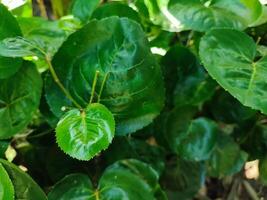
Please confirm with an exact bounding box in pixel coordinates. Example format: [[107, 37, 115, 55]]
[[0, 163, 14, 200], [165, 107, 217, 161], [0, 159, 47, 200], [56, 103, 115, 161], [0, 4, 22, 79], [200, 28, 267, 114], [208, 133, 248, 177], [145, 0, 262, 32], [0, 61, 42, 139], [45, 16, 165, 135]]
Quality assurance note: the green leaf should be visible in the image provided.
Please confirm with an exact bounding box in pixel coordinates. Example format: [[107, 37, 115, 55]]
[[47, 173, 94, 200], [45, 16, 165, 135], [0, 61, 42, 139], [71, 0, 100, 23], [0, 140, 9, 158], [91, 2, 141, 23], [145, 0, 262, 32], [48, 159, 164, 200], [56, 103, 115, 161], [0, 163, 14, 200], [161, 45, 216, 108], [207, 133, 248, 177], [165, 107, 218, 161], [209, 90, 257, 123], [200, 28, 267, 114], [161, 157, 205, 200], [0, 159, 47, 200], [0, 4, 22, 79]]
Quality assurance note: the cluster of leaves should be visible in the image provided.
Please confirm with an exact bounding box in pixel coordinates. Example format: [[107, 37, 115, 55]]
[[1, 0, 267, 199]]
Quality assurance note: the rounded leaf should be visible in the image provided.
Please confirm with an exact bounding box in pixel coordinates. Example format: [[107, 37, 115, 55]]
[[56, 103, 115, 161], [45, 16, 165, 135], [0, 159, 47, 200], [0, 61, 42, 139], [0, 4, 22, 79], [0, 163, 14, 200], [200, 28, 267, 114]]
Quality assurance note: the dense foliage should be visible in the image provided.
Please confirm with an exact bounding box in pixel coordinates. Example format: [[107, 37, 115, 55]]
[[1, 0, 267, 199]]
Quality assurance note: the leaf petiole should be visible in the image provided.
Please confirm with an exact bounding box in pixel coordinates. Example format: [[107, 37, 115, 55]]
[[89, 70, 100, 104]]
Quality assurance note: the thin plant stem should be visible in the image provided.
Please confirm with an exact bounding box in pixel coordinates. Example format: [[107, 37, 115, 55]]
[[89, 70, 100, 104], [97, 72, 110, 103], [45, 55, 82, 109]]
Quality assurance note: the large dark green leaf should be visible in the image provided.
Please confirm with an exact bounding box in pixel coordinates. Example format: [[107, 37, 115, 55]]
[[91, 2, 141, 23], [0, 159, 47, 200], [48, 159, 165, 200], [161, 45, 216, 108], [165, 107, 217, 161], [0, 4, 22, 79], [45, 16, 165, 135], [200, 28, 267, 114], [0, 163, 14, 200], [0, 61, 42, 139], [145, 0, 262, 32], [56, 103, 115, 160], [207, 133, 248, 177]]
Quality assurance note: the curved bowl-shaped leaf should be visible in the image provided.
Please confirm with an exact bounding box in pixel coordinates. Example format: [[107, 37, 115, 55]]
[[200, 28, 267, 114], [146, 0, 262, 32], [0, 163, 14, 200], [0, 61, 42, 139], [45, 16, 165, 135], [0, 159, 47, 200], [56, 103, 115, 161], [0, 4, 22, 79]]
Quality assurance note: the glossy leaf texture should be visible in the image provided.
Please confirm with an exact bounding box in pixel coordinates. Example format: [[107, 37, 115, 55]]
[[0, 159, 47, 200], [165, 106, 218, 161], [0, 61, 42, 139], [144, 0, 262, 32], [56, 103, 115, 160], [0, 4, 22, 79], [200, 28, 267, 114], [161, 45, 216, 108], [207, 133, 248, 177], [48, 159, 165, 200], [45, 16, 165, 135], [0, 163, 14, 200]]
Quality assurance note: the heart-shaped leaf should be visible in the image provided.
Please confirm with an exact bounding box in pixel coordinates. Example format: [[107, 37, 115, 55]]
[[165, 107, 218, 161], [0, 4, 22, 79], [56, 103, 115, 160], [48, 159, 165, 200], [200, 28, 267, 114], [145, 0, 262, 32], [0, 159, 47, 200], [45, 16, 165, 135], [0, 163, 14, 200], [0, 61, 42, 139]]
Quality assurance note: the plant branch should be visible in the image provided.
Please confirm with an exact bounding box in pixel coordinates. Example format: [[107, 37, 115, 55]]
[[97, 72, 110, 103], [45, 55, 82, 109], [89, 70, 100, 104]]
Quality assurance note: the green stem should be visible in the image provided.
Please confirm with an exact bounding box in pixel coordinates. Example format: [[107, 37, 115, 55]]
[[97, 72, 110, 103], [89, 70, 100, 104], [45, 56, 82, 109]]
